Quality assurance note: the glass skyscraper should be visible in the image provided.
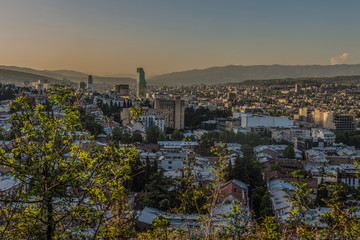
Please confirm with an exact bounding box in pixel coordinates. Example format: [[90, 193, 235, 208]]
[[136, 68, 146, 98]]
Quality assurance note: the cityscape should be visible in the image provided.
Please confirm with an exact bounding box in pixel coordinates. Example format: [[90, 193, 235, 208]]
[[0, 1, 360, 239]]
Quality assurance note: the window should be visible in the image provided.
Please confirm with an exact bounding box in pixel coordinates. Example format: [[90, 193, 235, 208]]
[[168, 166, 172, 170], [168, 161, 172, 164], [233, 188, 236, 192]]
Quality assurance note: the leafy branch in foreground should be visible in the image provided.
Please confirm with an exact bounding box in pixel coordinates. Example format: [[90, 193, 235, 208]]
[[0, 86, 138, 239]]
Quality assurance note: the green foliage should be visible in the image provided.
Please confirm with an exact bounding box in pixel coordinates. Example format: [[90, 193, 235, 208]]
[[195, 138, 215, 156], [146, 125, 166, 144], [185, 107, 232, 129], [128, 156, 157, 193], [111, 126, 123, 142], [260, 216, 279, 239], [220, 201, 252, 239], [171, 129, 185, 141], [174, 158, 207, 215], [219, 130, 237, 143], [259, 192, 274, 217], [0, 86, 16, 101], [335, 130, 360, 147], [96, 99, 123, 122], [142, 171, 177, 211], [111, 127, 142, 144], [138, 216, 179, 240], [241, 144, 253, 156], [231, 145, 273, 218], [284, 170, 315, 239], [132, 132, 143, 143], [122, 132, 132, 144], [283, 144, 295, 159], [81, 112, 104, 135], [317, 182, 360, 239], [315, 181, 328, 207], [201, 130, 220, 142], [270, 164, 282, 172], [0, 86, 138, 239]]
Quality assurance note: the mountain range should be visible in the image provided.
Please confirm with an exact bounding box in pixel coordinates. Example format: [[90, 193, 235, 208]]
[[2, 64, 360, 89], [149, 64, 360, 86], [0, 65, 135, 92]]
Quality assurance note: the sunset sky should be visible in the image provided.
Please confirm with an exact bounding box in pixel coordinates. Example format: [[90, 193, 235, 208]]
[[0, 0, 359, 76]]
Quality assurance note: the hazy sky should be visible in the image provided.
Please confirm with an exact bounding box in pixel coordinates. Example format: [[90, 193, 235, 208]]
[[1, 0, 359, 76]]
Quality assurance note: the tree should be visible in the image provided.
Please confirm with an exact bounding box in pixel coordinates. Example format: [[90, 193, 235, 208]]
[[171, 129, 184, 141], [201, 130, 220, 142], [112, 126, 123, 142], [219, 130, 236, 143], [283, 145, 296, 159], [142, 171, 176, 210], [132, 132, 143, 143], [122, 132, 132, 144], [259, 191, 274, 216], [241, 144, 253, 157], [81, 113, 104, 135], [284, 170, 315, 239], [146, 126, 165, 144], [220, 201, 252, 239], [270, 164, 282, 172], [195, 139, 215, 156], [0, 86, 138, 239]]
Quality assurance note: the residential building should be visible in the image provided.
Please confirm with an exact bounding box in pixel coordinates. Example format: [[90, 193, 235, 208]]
[[128, 95, 185, 130], [158, 146, 188, 171], [113, 84, 130, 96], [219, 179, 249, 204], [138, 115, 164, 131], [313, 109, 355, 131]]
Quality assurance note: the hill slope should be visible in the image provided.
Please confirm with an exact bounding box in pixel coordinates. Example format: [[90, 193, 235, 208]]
[[0, 69, 73, 86], [148, 64, 360, 86], [0, 66, 135, 92]]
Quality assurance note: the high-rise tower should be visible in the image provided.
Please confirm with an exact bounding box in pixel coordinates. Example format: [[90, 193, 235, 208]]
[[87, 75, 94, 92], [136, 68, 146, 98]]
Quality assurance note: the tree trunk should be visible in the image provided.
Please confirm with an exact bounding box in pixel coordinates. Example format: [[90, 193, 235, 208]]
[[46, 196, 54, 240]]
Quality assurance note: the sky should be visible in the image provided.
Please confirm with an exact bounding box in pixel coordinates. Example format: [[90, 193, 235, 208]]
[[0, 0, 359, 76]]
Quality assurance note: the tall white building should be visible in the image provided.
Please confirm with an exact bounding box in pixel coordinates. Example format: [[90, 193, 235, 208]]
[[129, 115, 165, 133], [139, 115, 164, 131]]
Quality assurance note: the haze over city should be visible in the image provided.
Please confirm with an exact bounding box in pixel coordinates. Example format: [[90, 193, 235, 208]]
[[1, 0, 360, 76]]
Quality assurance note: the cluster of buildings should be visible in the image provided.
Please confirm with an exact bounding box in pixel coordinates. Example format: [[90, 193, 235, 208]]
[[295, 107, 356, 131], [31, 79, 54, 91], [135, 140, 249, 231], [121, 95, 185, 132], [1, 71, 360, 234], [137, 179, 250, 231], [255, 143, 360, 225]]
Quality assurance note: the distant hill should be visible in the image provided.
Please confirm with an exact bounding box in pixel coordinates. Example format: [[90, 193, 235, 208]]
[[0, 66, 135, 92], [238, 75, 360, 87], [148, 64, 360, 86], [4, 64, 360, 88], [0, 69, 73, 86]]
